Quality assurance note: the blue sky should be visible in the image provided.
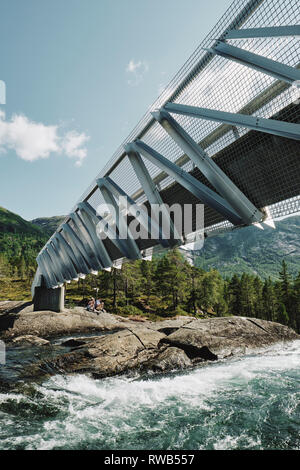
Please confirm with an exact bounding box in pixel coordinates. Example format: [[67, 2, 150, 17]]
[[0, 0, 233, 220]]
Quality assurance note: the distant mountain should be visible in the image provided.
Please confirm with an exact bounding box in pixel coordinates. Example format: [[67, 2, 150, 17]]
[[0, 206, 45, 236], [194, 215, 300, 279], [31, 216, 65, 236]]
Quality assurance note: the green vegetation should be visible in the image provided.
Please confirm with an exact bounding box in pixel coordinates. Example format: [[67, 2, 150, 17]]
[[0, 208, 64, 296], [31, 216, 65, 236], [0, 207, 48, 295], [195, 216, 300, 279], [65, 251, 300, 332], [0, 205, 299, 331]]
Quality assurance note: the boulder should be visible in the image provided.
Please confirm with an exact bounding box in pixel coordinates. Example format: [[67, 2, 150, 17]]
[[0, 305, 126, 340], [142, 347, 193, 372], [159, 316, 299, 359]]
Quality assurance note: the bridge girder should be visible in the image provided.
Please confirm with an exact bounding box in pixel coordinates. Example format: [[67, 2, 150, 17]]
[[211, 41, 300, 85], [164, 102, 300, 141], [126, 140, 243, 226], [151, 109, 263, 225]]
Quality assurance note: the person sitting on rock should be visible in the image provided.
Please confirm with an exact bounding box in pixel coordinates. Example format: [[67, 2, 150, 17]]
[[87, 297, 95, 312], [95, 299, 104, 314]]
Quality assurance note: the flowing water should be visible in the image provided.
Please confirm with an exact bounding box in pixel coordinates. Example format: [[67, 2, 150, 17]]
[[0, 340, 299, 450]]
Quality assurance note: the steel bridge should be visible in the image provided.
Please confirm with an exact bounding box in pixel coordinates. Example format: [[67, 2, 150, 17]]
[[32, 0, 300, 302]]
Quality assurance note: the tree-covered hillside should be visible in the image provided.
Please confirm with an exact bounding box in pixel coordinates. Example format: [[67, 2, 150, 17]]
[[31, 215, 65, 236], [194, 216, 300, 279], [0, 206, 45, 236], [0, 207, 48, 281]]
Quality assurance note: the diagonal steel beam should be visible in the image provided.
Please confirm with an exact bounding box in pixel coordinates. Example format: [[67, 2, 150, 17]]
[[78, 200, 133, 260], [130, 140, 243, 226], [103, 175, 175, 247], [97, 178, 142, 260], [152, 109, 263, 224], [43, 249, 65, 285], [46, 243, 69, 283], [61, 224, 92, 274], [125, 143, 181, 245], [211, 41, 300, 84], [36, 254, 55, 288], [225, 25, 300, 40], [51, 235, 78, 280], [77, 203, 112, 268], [37, 252, 59, 288], [69, 212, 103, 270], [164, 102, 300, 141], [54, 232, 83, 278]]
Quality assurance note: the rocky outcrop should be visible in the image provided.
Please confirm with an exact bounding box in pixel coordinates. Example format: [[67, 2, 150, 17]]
[[0, 302, 124, 340], [22, 315, 299, 381], [159, 316, 298, 359], [2, 302, 298, 381]]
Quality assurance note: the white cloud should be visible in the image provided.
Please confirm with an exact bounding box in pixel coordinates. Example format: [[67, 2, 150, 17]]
[[62, 130, 89, 165], [0, 111, 89, 166], [126, 59, 149, 86]]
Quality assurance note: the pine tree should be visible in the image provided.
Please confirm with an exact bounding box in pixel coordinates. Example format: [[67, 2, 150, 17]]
[[276, 303, 289, 326], [262, 278, 277, 321]]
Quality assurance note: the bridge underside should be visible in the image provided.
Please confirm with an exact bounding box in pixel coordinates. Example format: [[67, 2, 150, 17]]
[[32, 0, 300, 305]]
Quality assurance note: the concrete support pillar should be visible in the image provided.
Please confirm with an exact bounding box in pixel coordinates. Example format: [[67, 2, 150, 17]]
[[33, 284, 65, 312]]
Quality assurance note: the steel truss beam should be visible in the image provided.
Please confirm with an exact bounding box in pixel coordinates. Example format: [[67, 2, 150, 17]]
[[129, 140, 243, 226], [164, 102, 300, 141], [61, 224, 92, 274], [69, 212, 103, 270], [55, 232, 84, 277], [211, 41, 300, 84], [77, 201, 130, 260], [125, 143, 181, 245], [97, 178, 142, 260], [77, 203, 112, 268], [37, 252, 60, 288], [44, 249, 65, 286], [51, 235, 78, 280], [152, 109, 263, 224], [225, 25, 300, 40], [46, 243, 68, 283], [101, 175, 174, 248], [37, 253, 55, 288], [49, 240, 73, 281]]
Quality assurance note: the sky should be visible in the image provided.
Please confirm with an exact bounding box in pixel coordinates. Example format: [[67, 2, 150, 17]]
[[0, 0, 234, 220]]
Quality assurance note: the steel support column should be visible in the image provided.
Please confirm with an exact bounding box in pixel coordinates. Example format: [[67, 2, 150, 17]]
[[152, 109, 262, 224], [164, 102, 300, 140]]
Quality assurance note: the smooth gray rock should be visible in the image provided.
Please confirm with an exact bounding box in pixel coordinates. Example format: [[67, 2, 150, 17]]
[[159, 316, 299, 359]]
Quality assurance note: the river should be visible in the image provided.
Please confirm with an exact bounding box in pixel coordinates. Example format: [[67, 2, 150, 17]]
[[0, 340, 299, 450]]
